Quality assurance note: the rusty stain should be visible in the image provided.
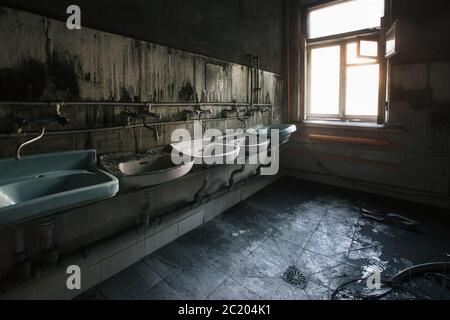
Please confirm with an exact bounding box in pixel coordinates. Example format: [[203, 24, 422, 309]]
[[0, 6, 282, 158], [178, 82, 195, 102], [0, 59, 46, 101]]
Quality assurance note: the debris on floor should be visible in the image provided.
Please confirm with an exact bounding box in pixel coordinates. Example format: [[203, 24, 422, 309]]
[[77, 178, 450, 300]]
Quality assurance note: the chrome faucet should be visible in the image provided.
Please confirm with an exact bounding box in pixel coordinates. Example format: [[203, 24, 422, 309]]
[[236, 107, 248, 129], [123, 105, 162, 141], [142, 118, 160, 142], [196, 109, 212, 135], [12, 104, 69, 160], [15, 126, 46, 160], [184, 108, 212, 135]]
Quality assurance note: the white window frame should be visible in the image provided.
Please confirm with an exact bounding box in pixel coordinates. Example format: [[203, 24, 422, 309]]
[[304, 0, 388, 124]]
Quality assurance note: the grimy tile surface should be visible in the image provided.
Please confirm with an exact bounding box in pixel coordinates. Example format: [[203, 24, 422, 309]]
[[77, 178, 450, 300]]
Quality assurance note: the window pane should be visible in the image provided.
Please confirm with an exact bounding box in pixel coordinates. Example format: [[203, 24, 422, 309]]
[[345, 64, 380, 116], [308, 0, 384, 39], [360, 40, 378, 57], [310, 46, 340, 115], [385, 25, 397, 57], [347, 42, 377, 65]]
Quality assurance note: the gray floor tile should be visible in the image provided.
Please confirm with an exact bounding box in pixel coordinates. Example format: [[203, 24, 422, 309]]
[[317, 214, 356, 239], [272, 282, 309, 300], [229, 253, 285, 299], [184, 235, 252, 275], [294, 249, 346, 276], [141, 280, 183, 300], [253, 235, 303, 268], [271, 218, 315, 247], [76, 178, 450, 301], [98, 261, 162, 300], [143, 254, 183, 279], [152, 242, 228, 299], [304, 230, 353, 261], [207, 277, 261, 300]]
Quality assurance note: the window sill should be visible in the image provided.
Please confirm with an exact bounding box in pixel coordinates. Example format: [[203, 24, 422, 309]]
[[302, 120, 405, 133]]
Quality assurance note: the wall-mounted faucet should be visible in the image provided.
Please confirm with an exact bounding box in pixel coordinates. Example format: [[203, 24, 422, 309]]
[[236, 106, 248, 129], [142, 118, 160, 142], [184, 108, 212, 135], [123, 104, 161, 141], [221, 108, 236, 118], [11, 104, 70, 160], [197, 109, 212, 135]]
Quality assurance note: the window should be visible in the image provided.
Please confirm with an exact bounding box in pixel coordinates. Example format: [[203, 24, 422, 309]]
[[305, 0, 386, 123]]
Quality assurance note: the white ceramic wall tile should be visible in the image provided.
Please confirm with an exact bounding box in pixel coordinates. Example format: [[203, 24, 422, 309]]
[[145, 224, 178, 256], [100, 241, 145, 281], [37, 264, 101, 300], [240, 176, 277, 201], [99, 228, 145, 261], [203, 191, 240, 223], [178, 210, 204, 236], [36, 245, 101, 293]]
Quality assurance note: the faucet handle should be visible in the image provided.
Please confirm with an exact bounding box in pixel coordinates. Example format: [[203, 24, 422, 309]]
[[58, 115, 70, 126], [9, 113, 27, 127]]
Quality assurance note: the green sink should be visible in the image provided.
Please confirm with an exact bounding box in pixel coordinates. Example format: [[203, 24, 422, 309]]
[[0, 150, 119, 226]]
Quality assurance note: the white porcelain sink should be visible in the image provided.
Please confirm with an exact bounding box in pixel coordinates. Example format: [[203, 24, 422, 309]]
[[218, 133, 270, 157], [246, 124, 297, 144], [100, 146, 194, 189], [171, 139, 240, 166]]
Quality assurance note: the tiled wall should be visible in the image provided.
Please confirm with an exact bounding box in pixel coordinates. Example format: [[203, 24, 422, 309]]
[[0, 174, 278, 300], [0, 5, 285, 291], [0, 6, 284, 158]]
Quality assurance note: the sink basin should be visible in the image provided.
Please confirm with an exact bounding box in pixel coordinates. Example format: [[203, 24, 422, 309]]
[[100, 146, 194, 189], [246, 124, 297, 144], [0, 150, 119, 226], [171, 139, 240, 166], [218, 133, 270, 157]]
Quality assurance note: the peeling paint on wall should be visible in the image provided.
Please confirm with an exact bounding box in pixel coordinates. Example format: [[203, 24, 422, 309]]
[[0, 6, 284, 158]]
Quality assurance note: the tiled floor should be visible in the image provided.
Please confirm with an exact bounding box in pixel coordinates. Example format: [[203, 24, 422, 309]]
[[77, 177, 450, 300]]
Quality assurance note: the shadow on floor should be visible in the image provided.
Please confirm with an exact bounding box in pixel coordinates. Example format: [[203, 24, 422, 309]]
[[77, 177, 450, 300]]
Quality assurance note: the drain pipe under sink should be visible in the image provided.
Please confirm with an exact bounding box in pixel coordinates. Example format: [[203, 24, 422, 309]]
[[194, 173, 210, 205], [229, 164, 246, 189]]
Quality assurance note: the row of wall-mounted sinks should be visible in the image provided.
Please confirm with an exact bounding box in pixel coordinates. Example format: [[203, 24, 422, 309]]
[[0, 124, 296, 227]]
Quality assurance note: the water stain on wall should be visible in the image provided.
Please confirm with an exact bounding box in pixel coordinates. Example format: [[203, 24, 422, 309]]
[[0, 55, 81, 101], [0, 59, 46, 101], [178, 82, 196, 102]]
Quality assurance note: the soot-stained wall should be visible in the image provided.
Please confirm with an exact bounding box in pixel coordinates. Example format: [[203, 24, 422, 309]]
[[0, 0, 285, 74]]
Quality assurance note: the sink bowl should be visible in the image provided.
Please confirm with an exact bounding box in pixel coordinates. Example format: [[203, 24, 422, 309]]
[[246, 124, 297, 144], [100, 146, 194, 189], [218, 133, 270, 157], [0, 150, 119, 226], [171, 139, 240, 166]]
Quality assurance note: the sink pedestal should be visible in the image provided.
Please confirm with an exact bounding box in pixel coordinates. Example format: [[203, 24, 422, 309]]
[[39, 219, 59, 264], [13, 226, 31, 279], [140, 191, 153, 227]]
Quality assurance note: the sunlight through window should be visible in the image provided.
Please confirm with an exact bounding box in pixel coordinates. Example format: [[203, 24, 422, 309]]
[[310, 46, 341, 115], [306, 0, 385, 121], [308, 0, 385, 39]]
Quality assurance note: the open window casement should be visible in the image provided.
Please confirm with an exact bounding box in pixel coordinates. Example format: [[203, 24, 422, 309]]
[[385, 21, 399, 58]]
